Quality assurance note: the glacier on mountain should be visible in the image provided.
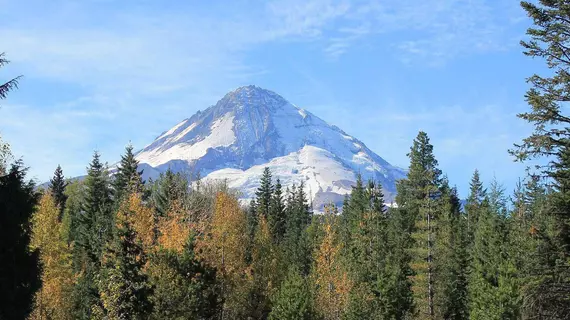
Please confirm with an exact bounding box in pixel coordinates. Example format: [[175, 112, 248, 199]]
[[135, 85, 406, 209]]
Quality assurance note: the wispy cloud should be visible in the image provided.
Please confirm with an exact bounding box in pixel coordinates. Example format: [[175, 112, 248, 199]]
[[0, 0, 531, 183]]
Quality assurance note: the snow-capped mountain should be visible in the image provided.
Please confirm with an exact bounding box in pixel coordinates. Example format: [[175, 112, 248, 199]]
[[136, 85, 406, 209]]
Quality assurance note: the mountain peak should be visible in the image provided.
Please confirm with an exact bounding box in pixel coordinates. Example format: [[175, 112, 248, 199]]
[[136, 85, 406, 209], [218, 85, 288, 112]]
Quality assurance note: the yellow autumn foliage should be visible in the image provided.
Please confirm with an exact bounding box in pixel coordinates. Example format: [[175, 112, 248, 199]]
[[118, 193, 155, 250], [28, 193, 74, 320], [312, 207, 352, 320], [197, 191, 250, 318], [157, 200, 191, 253]]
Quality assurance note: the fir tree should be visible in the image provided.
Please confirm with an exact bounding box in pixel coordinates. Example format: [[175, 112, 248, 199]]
[[510, 3, 570, 316], [256, 167, 274, 219], [269, 266, 314, 320], [0, 161, 40, 319], [269, 178, 286, 244], [113, 144, 143, 204], [283, 181, 312, 274], [71, 151, 113, 319], [434, 183, 469, 320], [49, 164, 68, 221], [342, 179, 395, 319], [98, 195, 152, 320], [150, 169, 188, 218], [395, 131, 442, 319], [466, 170, 486, 244], [0, 52, 21, 101], [384, 207, 414, 319], [468, 181, 518, 319]]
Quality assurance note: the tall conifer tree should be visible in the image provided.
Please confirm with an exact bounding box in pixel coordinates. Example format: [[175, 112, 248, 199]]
[[269, 178, 286, 244], [395, 131, 442, 319], [97, 194, 152, 319], [71, 151, 113, 319], [256, 167, 274, 219], [0, 161, 40, 319], [510, 2, 570, 316], [113, 144, 143, 204], [49, 164, 68, 221]]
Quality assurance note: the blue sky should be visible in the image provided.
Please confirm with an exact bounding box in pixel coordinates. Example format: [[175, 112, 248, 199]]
[[0, 0, 544, 197]]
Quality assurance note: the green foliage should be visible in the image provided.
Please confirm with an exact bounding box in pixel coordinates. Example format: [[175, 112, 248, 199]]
[[468, 180, 520, 320], [71, 151, 114, 319], [465, 170, 486, 245], [269, 266, 314, 320], [256, 167, 274, 219], [149, 235, 220, 320], [113, 144, 144, 204], [94, 198, 152, 320], [510, 2, 570, 315], [396, 131, 442, 319], [283, 181, 313, 274], [434, 184, 469, 320], [269, 178, 286, 244], [149, 169, 189, 218], [49, 164, 68, 221], [0, 161, 40, 320]]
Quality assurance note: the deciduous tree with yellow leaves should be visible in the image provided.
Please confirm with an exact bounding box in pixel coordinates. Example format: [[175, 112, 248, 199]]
[[311, 205, 352, 320], [29, 193, 74, 320], [198, 191, 250, 319]]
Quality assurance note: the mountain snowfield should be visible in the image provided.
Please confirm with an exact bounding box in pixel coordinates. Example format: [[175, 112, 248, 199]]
[[135, 85, 406, 209]]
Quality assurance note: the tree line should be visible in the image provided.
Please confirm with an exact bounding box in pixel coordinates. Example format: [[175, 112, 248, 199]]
[[1, 1, 570, 319]]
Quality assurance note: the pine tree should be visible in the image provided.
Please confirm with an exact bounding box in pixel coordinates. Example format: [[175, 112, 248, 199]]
[[49, 164, 68, 221], [269, 178, 286, 244], [0, 161, 40, 319], [395, 131, 442, 319], [98, 194, 152, 319], [340, 173, 366, 246], [113, 144, 144, 204], [150, 169, 188, 218], [0, 52, 21, 101], [433, 182, 469, 320], [342, 179, 394, 319], [383, 206, 415, 319], [465, 170, 486, 244], [269, 266, 314, 320], [71, 151, 113, 319], [256, 167, 274, 219], [468, 181, 518, 319], [510, 3, 570, 316], [29, 193, 74, 320], [283, 181, 312, 274]]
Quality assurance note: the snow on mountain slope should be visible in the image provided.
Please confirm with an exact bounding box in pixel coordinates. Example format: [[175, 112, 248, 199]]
[[135, 85, 406, 208]]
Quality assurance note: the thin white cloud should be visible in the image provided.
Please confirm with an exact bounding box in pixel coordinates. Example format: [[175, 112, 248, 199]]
[[0, 0, 529, 182]]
